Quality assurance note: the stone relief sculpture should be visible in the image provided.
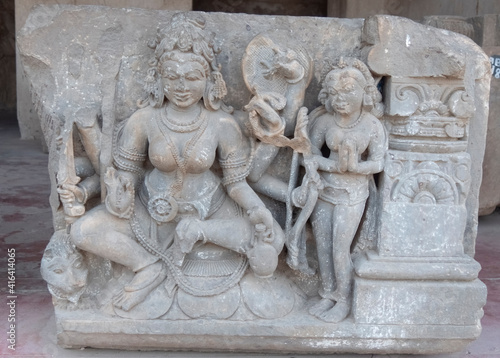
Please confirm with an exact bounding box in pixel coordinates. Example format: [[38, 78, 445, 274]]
[[49, 13, 293, 320], [19, 6, 489, 354]]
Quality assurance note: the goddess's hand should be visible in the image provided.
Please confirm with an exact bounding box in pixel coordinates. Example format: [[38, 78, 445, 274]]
[[57, 183, 86, 218], [247, 206, 274, 236]]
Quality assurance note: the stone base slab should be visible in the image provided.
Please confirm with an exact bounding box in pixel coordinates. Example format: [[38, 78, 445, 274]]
[[55, 312, 481, 354], [355, 250, 481, 280], [353, 278, 486, 325]]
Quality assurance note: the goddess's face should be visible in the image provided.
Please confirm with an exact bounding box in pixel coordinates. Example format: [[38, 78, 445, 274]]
[[324, 70, 365, 116], [161, 56, 207, 109]]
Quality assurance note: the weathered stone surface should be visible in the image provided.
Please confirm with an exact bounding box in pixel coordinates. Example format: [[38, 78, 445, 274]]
[[18, 5, 490, 354], [14, 0, 193, 146], [422, 15, 474, 37], [362, 15, 490, 256], [353, 279, 486, 325]]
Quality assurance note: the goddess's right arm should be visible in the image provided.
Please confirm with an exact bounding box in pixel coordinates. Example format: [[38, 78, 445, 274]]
[[112, 110, 149, 188], [104, 110, 149, 218]]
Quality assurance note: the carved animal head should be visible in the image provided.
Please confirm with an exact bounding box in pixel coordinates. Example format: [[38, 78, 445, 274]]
[[41, 230, 88, 304]]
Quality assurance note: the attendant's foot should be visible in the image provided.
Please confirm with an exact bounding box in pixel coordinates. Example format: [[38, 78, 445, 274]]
[[309, 298, 334, 317], [286, 252, 300, 271], [318, 300, 350, 323], [297, 260, 315, 276]]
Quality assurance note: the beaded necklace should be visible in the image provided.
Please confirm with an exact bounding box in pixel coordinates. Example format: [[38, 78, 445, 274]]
[[334, 112, 364, 129], [157, 107, 208, 197], [161, 105, 206, 133]]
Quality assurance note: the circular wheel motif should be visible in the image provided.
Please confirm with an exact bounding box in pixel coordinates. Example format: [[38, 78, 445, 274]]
[[148, 195, 178, 223]]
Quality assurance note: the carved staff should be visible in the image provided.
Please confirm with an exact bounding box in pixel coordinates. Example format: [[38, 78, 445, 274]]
[[285, 142, 321, 274], [284, 106, 327, 274], [285, 151, 299, 236]]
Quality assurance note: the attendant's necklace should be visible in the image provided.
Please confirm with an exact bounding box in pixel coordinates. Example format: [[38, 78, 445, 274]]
[[334, 112, 363, 129]]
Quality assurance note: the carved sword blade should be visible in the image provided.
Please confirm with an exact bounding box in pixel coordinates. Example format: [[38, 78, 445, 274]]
[[57, 120, 85, 218]]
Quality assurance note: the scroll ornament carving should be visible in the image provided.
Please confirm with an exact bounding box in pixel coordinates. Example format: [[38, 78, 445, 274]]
[[386, 78, 474, 153]]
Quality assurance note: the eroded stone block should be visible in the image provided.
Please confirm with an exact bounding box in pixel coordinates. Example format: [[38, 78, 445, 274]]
[[353, 278, 486, 325]]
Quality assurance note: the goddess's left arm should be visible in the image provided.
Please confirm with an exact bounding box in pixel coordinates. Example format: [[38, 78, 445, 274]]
[[218, 115, 274, 230]]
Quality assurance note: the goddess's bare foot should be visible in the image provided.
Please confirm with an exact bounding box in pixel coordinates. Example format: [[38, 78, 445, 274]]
[[114, 288, 151, 312], [309, 298, 334, 317], [175, 218, 205, 254], [124, 261, 163, 292], [319, 300, 350, 323], [113, 262, 166, 311]]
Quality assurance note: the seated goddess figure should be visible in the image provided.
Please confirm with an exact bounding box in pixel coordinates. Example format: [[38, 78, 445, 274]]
[[68, 13, 284, 313]]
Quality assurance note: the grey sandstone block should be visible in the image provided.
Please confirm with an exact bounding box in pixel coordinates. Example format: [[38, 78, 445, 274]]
[[18, 5, 490, 354]]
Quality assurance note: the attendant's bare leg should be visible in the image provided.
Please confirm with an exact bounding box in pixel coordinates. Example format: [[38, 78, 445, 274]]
[[319, 201, 365, 323], [309, 200, 336, 316]]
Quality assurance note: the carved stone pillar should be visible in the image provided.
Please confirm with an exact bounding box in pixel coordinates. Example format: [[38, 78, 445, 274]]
[[351, 15, 490, 342], [353, 76, 487, 327]]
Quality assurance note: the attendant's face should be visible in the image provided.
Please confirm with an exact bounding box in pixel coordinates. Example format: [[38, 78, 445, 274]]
[[324, 70, 365, 116], [162, 55, 207, 108]]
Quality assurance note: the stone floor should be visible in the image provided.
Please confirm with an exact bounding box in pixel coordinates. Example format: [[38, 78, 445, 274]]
[[0, 110, 499, 357]]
